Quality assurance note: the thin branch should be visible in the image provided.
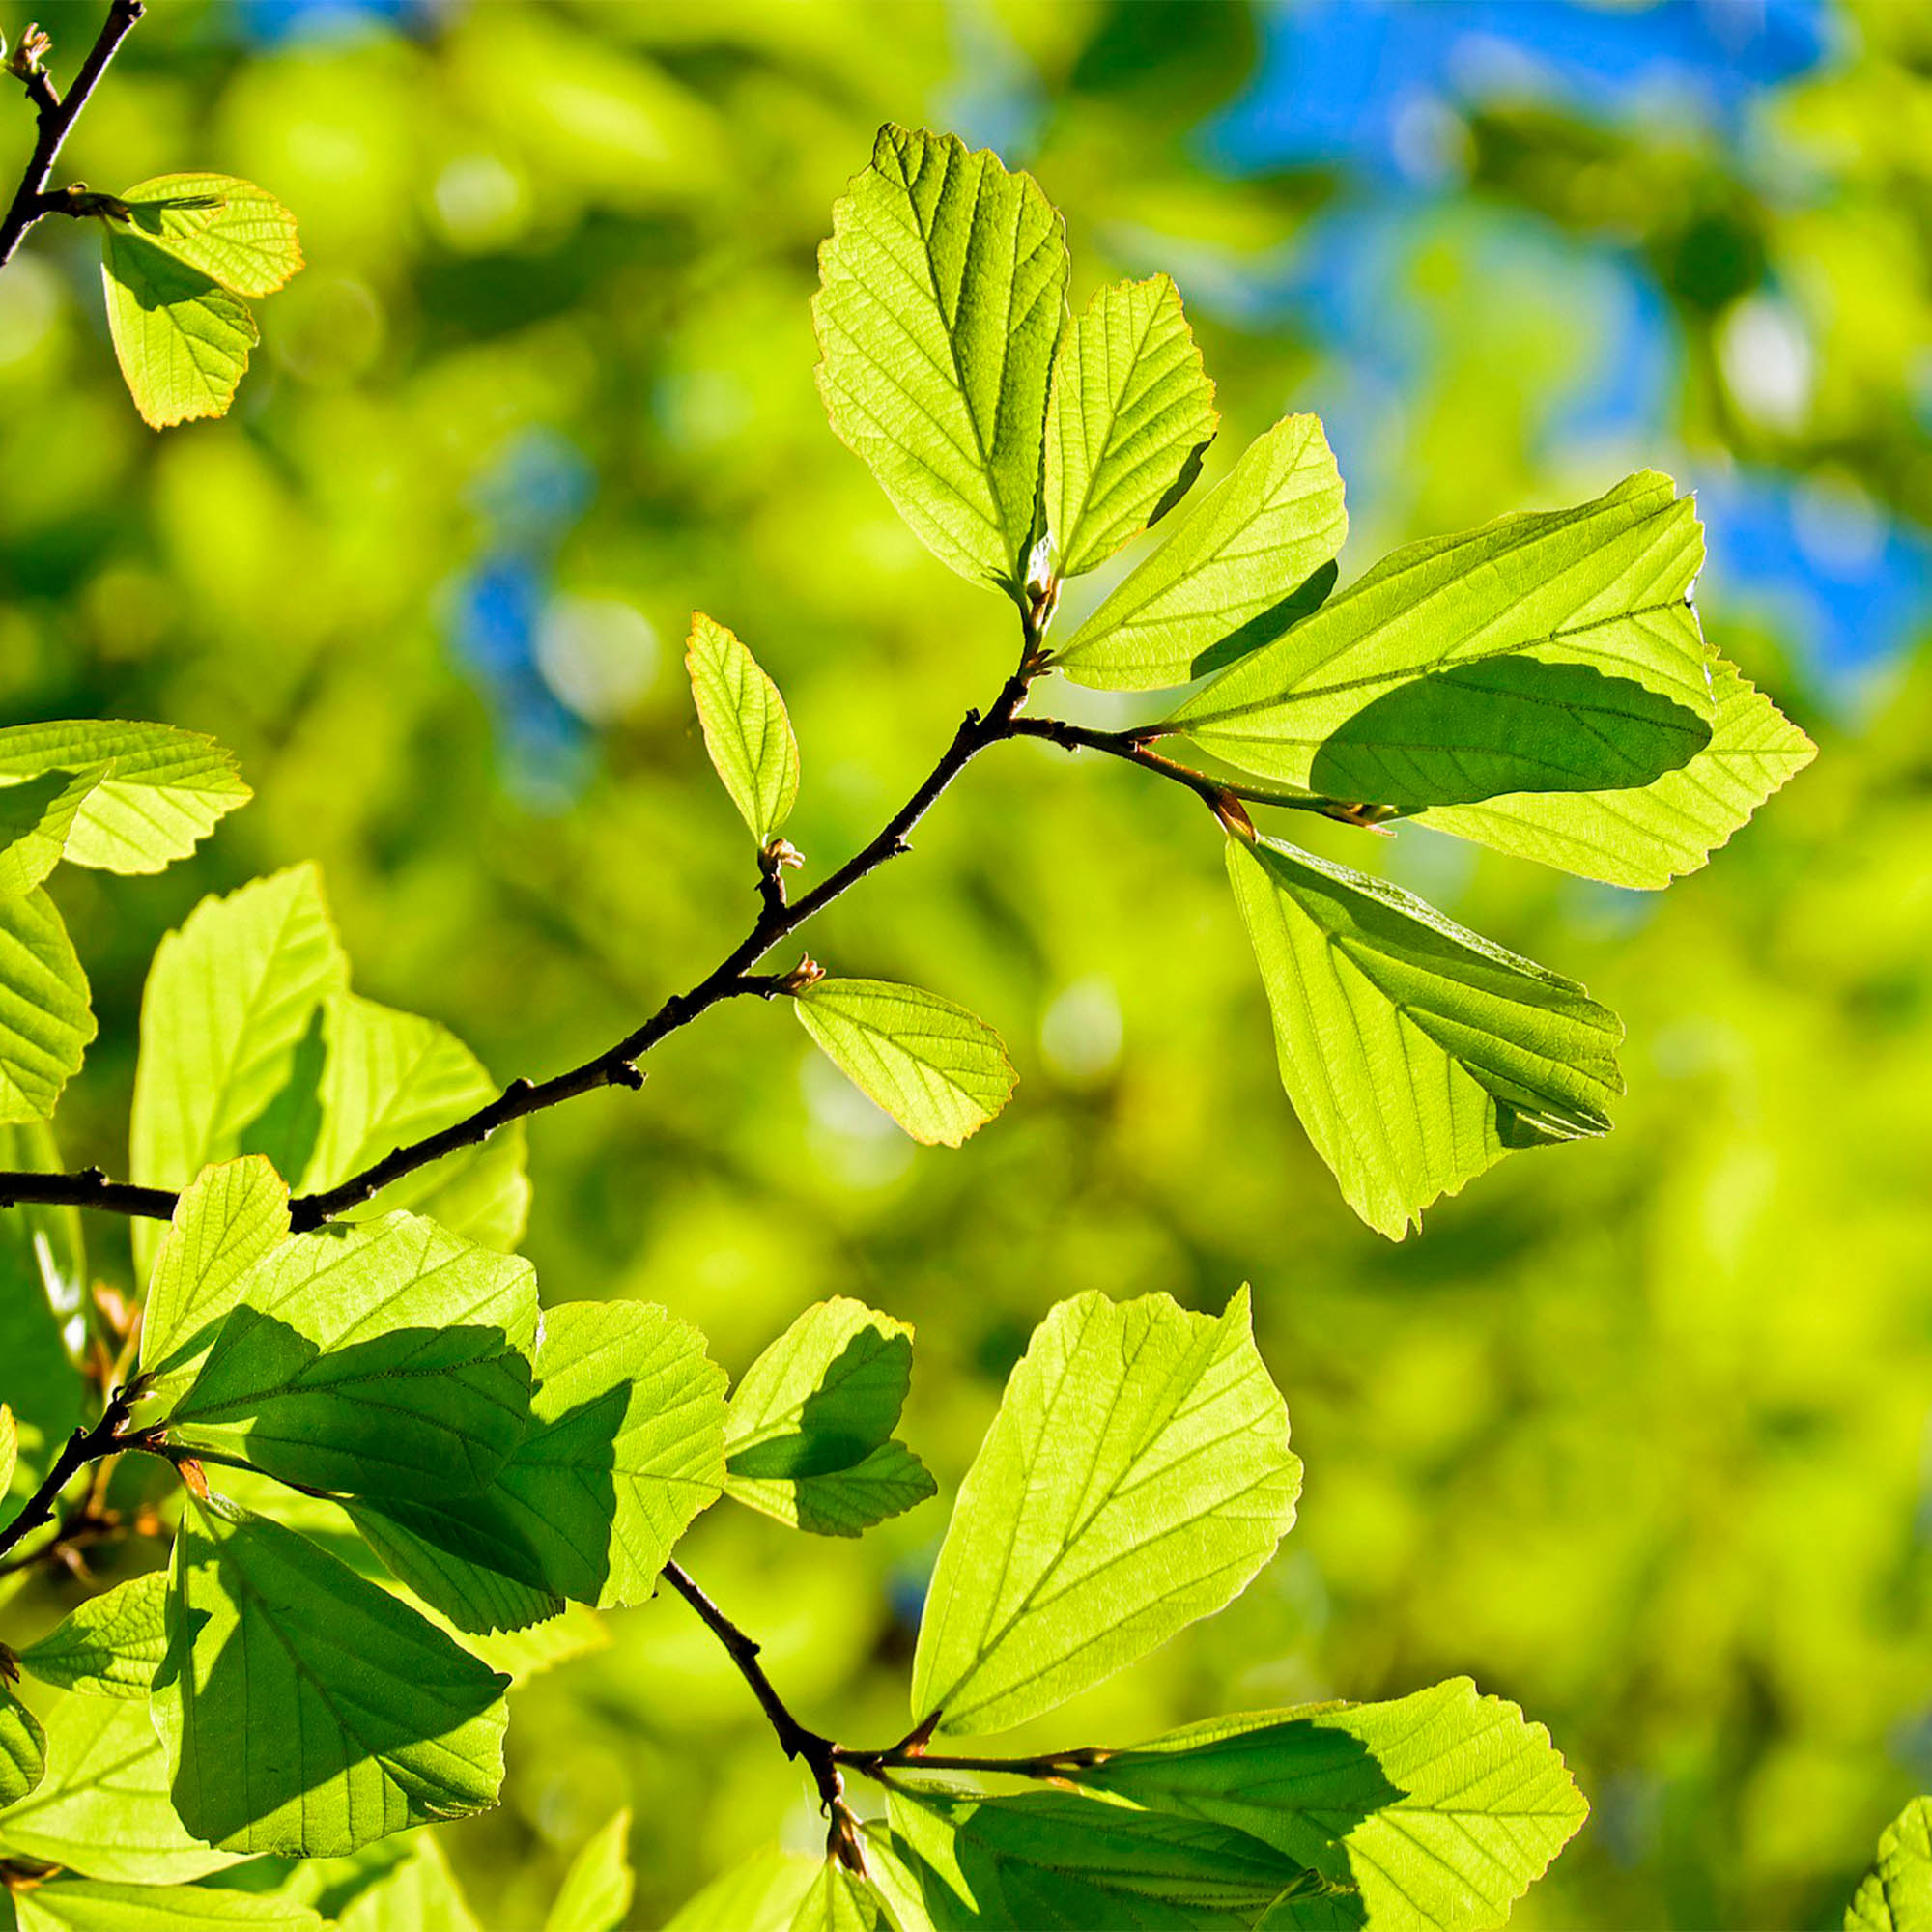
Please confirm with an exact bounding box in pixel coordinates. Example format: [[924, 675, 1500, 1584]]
[[0, 0, 145, 271], [0, 1166, 177, 1222], [837, 1743, 1111, 1782], [0, 1385, 135, 1565]]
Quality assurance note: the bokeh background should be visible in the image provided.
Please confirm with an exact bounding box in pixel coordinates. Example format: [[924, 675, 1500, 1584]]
[[1, 0, 1927, 1925]]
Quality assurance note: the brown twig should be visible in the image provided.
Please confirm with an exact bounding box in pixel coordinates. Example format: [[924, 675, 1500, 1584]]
[[0, 0, 146, 271], [0, 1385, 136, 1566]]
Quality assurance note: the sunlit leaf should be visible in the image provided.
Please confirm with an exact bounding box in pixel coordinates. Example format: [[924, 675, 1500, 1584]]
[[139, 1156, 291, 1400], [1847, 1797, 1932, 1932], [152, 1492, 511, 1856], [161, 1209, 538, 1499], [785, 1862, 887, 1932], [1171, 471, 1712, 805], [1419, 651, 1816, 886], [0, 1681, 46, 1804], [1077, 1679, 1589, 1932], [912, 1287, 1300, 1736], [795, 979, 1015, 1148], [11, 1881, 324, 1932], [731, 1439, 936, 1538], [15, 1571, 170, 1699], [0, 1122, 86, 1489], [0, 1697, 239, 1884], [115, 173, 302, 298], [1048, 414, 1347, 691], [544, 1807, 635, 1932], [348, 1300, 725, 1629], [0, 721, 248, 875], [334, 1832, 482, 1932], [1226, 833, 1623, 1238], [686, 613, 802, 848], [0, 1403, 13, 1496], [815, 124, 1067, 596], [1044, 273, 1218, 579], [662, 1850, 818, 1932], [101, 230, 258, 430], [0, 770, 101, 898], [0, 888, 94, 1123], [883, 1784, 1324, 1928]]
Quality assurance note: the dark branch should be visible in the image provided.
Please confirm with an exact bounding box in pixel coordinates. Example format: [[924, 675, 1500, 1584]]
[[0, 0, 145, 272], [0, 1166, 177, 1222], [0, 1384, 135, 1565]]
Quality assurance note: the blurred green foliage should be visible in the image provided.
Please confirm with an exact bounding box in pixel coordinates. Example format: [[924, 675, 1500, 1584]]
[[0, 2, 1924, 1927]]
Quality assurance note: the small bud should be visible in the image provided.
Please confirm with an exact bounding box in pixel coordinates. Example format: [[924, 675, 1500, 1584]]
[[178, 1458, 210, 1501], [6, 23, 50, 79], [779, 954, 825, 994]]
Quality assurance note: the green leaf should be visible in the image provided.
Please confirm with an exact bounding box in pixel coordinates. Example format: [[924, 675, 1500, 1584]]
[[152, 1491, 511, 1856], [0, 1403, 14, 1496], [725, 1297, 935, 1536], [814, 125, 1068, 596], [686, 613, 802, 848], [911, 1287, 1300, 1737], [1170, 471, 1712, 804], [0, 890, 93, 1124], [0, 1124, 86, 1492], [1226, 834, 1623, 1238], [334, 1832, 482, 1932], [0, 1697, 240, 1884], [0, 1681, 46, 1804], [1043, 274, 1218, 580], [883, 1784, 1326, 1929], [1075, 1679, 1590, 1932], [0, 770, 102, 898], [160, 1209, 538, 1499], [114, 174, 302, 299], [101, 231, 259, 431], [1047, 414, 1347, 692], [786, 1862, 887, 1932], [298, 991, 529, 1250], [12, 1882, 324, 1932], [347, 1300, 725, 1630], [1417, 651, 1816, 887], [15, 1571, 170, 1698], [138, 1156, 292, 1400], [794, 979, 1015, 1148], [129, 865, 346, 1273], [662, 1850, 819, 1932], [544, 1807, 635, 1932], [1847, 1797, 1932, 1932], [0, 721, 249, 875]]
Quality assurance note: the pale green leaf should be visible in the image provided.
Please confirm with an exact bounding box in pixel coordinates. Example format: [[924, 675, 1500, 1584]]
[[115, 174, 302, 298], [1044, 274, 1218, 579], [1226, 834, 1623, 1238], [883, 1784, 1324, 1929], [0, 1696, 241, 1884], [160, 1209, 538, 1499], [0, 1403, 14, 1496], [686, 613, 802, 847], [1418, 651, 1816, 887], [298, 991, 529, 1250], [1077, 1679, 1589, 1932], [129, 865, 346, 1274], [1847, 1797, 1932, 1932], [336, 1832, 482, 1932], [138, 1156, 291, 1399], [787, 1862, 887, 1932], [0, 770, 101, 898], [13, 1882, 324, 1932], [729, 1438, 937, 1538], [912, 1287, 1300, 1737], [152, 1492, 511, 1856], [814, 125, 1068, 595], [101, 231, 258, 430], [0, 890, 94, 1123], [0, 721, 249, 875], [15, 1570, 170, 1698], [0, 1681, 46, 1804], [795, 979, 1015, 1148], [1048, 414, 1347, 692], [348, 1300, 725, 1629], [662, 1849, 819, 1932], [1170, 471, 1712, 804], [544, 1807, 635, 1932], [454, 1599, 609, 1687]]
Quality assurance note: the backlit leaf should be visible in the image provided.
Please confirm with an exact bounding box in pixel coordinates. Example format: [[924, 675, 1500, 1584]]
[[1044, 274, 1218, 579], [114, 174, 302, 298], [0, 889, 94, 1123], [662, 1850, 818, 1932], [686, 614, 802, 848], [12, 1881, 324, 1932], [152, 1492, 511, 1856], [795, 979, 1015, 1148], [1226, 834, 1623, 1238], [0, 770, 101, 898], [786, 1862, 887, 1932], [815, 125, 1068, 596], [1847, 1797, 1932, 1932], [15, 1571, 170, 1699], [0, 1681, 45, 1804], [544, 1807, 635, 1932], [912, 1287, 1300, 1736], [101, 230, 258, 430], [1048, 414, 1347, 692]]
